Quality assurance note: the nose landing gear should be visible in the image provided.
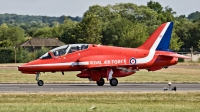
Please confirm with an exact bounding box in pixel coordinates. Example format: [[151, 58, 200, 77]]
[[36, 72, 44, 86]]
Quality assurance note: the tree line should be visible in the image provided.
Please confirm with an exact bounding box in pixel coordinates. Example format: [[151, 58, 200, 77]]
[[1, 1, 200, 57]]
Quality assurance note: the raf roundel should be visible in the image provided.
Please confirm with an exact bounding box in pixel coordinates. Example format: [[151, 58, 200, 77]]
[[130, 58, 136, 64]]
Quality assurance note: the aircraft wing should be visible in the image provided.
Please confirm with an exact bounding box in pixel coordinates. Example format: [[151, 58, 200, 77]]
[[160, 53, 190, 59]]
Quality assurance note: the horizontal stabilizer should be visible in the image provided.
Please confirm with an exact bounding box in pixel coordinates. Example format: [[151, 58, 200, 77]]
[[160, 54, 190, 59]]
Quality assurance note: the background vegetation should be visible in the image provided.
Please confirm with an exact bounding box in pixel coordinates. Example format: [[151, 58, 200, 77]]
[[1, 0, 200, 63]]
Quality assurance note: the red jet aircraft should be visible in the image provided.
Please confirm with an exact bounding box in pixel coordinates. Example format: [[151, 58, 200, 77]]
[[18, 22, 190, 86]]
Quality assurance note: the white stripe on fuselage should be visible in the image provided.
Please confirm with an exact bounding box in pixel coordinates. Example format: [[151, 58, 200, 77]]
[[136, 22, 170, 64], [23, 62, 89, 67]]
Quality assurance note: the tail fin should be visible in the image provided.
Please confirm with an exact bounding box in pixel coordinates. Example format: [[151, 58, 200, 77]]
[[138, 22, 173, 51]]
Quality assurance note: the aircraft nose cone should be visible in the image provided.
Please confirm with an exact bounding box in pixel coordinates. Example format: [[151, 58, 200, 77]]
[[18, 62, 35, 71], [18, 59, 40, 72], [18, 65, 24, 71], [18, 65, 28, 72], [18, 64, 37, 74]]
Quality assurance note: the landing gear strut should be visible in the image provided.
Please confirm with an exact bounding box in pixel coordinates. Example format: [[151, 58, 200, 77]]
[[96, 78, 105, 86], [36, 72, 44, 86], [110, 78, 118, 86]]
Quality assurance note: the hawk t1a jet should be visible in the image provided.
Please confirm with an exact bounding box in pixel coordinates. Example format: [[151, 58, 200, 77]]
[[18, 22, 190, 86]]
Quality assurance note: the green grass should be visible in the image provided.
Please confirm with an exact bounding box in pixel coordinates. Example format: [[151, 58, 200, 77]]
[[0, 92, 200, 112], [0, 63, 200, 83]]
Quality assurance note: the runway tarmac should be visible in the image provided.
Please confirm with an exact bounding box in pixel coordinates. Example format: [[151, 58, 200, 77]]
[[0, 83, 200, 92]]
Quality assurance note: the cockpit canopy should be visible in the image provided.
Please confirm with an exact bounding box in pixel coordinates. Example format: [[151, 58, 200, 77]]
[[40, 44, 89, 59]]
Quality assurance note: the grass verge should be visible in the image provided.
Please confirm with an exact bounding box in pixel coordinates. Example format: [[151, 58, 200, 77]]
[[0, 92, 200, 112]]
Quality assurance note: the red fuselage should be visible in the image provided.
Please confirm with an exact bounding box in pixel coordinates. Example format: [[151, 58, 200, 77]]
[[18, 44, 178, 76]]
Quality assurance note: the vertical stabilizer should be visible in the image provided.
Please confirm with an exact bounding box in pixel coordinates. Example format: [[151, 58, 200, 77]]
[[138, 22, 173, 51]]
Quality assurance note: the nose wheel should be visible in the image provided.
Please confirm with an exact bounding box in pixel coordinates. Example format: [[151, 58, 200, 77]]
[[36, 72, 44, 86], [37, 80, 44, 86]]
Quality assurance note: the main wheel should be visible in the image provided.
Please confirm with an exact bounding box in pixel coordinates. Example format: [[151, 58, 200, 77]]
[[110, 78, 118, 86], [96, 78, 105, 86], [37, 80, 44, 86]]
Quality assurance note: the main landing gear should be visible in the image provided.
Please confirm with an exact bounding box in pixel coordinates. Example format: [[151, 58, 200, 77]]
[[36, 72, 44, 86], [96, 78, 118, 86], [110, 78, 118, 86], [96, 78, 105, 86]]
